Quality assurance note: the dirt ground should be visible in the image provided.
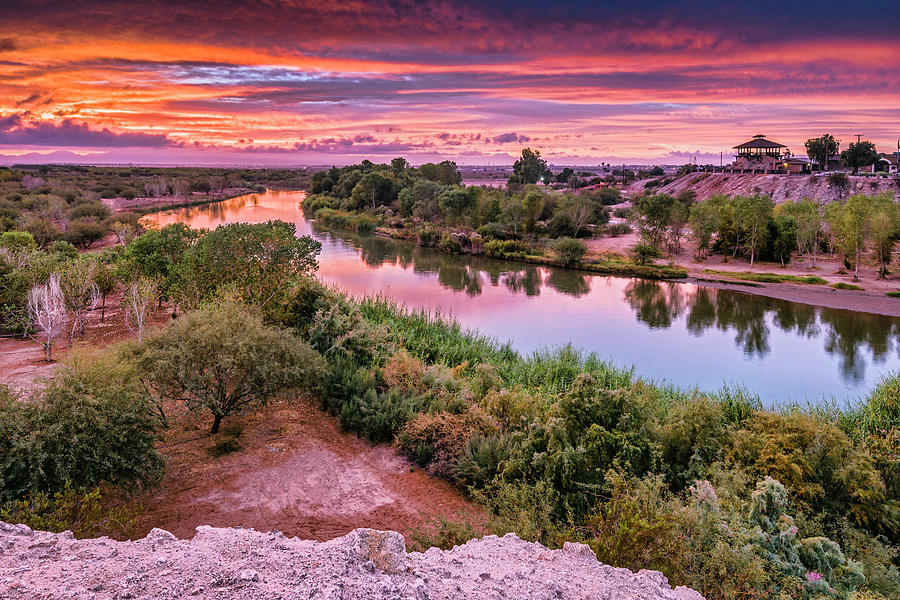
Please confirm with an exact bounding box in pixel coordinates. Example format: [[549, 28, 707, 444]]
[[135, 398, 477, 542]]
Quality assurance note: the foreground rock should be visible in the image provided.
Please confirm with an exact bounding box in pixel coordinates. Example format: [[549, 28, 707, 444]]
[[0, 521, 704, 599]]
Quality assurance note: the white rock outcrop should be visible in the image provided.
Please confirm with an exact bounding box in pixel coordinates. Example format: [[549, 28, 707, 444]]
[[0, 521, 704, 599]]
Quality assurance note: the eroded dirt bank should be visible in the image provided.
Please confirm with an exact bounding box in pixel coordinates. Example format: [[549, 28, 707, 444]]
[[0, 522, 705, 600]]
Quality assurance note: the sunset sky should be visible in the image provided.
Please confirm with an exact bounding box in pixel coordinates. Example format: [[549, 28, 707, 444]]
[[1, 0, 898, 166]]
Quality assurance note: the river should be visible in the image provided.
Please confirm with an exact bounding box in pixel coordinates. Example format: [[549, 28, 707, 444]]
[[146, 189, 900, 406]]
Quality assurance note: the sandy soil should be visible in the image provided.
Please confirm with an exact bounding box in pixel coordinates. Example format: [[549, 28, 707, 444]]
[[135, 398, 477, 542]]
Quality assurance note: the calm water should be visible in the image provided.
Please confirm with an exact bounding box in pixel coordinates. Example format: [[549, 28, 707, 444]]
[[147, 189, 900, 406]]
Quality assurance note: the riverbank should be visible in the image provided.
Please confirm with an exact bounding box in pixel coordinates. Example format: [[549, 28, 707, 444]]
[[586, 230, 900, 316], [104, 187, 262, 215]]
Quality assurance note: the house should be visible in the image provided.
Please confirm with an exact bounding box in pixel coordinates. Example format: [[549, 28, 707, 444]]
[[875, 152, 899, 174], [731, 135, 789, 172], [781, 156, 811, 174]]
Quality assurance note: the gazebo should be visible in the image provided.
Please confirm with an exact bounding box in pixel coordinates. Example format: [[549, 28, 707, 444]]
[[731, 135, 788, 172]]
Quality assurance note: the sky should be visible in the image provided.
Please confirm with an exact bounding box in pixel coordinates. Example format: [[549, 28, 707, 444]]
[[1, 0, 899, 166]]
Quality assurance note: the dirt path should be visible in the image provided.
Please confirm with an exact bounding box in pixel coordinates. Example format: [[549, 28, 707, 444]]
[[136, 398, 477, 542]]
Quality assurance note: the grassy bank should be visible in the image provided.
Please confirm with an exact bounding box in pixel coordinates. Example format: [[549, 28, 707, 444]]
[[701, 269, 828, 285]]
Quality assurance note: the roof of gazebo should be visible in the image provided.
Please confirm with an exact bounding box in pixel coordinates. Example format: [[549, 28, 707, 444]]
[[733, 135, 786, 150]]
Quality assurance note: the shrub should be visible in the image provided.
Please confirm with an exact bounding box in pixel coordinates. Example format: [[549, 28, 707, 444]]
[[63, 218, 106, 249], [0, 483, 138, 540], [728, 411, 896, 534], [417, 227, 441, 248], [383, 349, 426, 391], [0, 356, 164, 502], [455, 434, 509, 488], [629, 243, 660, 265], [438, 233, 462, 254], [551, 237, 586, 267], [476, 222, 511, 241], [0, 231, 36, 252], [579, 473, 684, 576], [483, 239, 534, 258], [833, 282, 864, 291], [397, 404, 498, 478], [606, 222, 632, 237]]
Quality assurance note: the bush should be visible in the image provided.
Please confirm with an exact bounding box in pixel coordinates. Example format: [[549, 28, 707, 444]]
[[551, 237, 586, 267], [63, 219, 106, 249], [728, 411, 896, 534], [438, 233, 462, 254], [629, 243, 660, 265], [383, 349, 425, 391], [397, 405, 498, 478], [0, 483, 138, 540], [0, 231, 36, 252], [483, 239, 535, 258], [0, 356, 164, 503], [606, 222, 632, 237], [476, 222, 512, 241], [417, 227, 441, 247]]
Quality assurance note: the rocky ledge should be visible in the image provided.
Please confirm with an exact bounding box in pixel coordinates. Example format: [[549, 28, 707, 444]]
[[0, 521, 704, 599]]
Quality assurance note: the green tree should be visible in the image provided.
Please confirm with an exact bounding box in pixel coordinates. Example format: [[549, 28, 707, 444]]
[[688, 201, 720, 260], [841, 140, 879, 173], [438, 186, 476, 221], [869, 198, 898, 278], [172, 221, 320, 312], [735, 194, 774, 267], [522, 191, 544, 233], [510, 148, 549, 185], [770, 214, 797, 267], [131, 302, 326, 434], [804, 134, 839, 170], [632, 194, 676, 253], [350, 172, 394, 210], [826, 194, 873, 281], [779, 199, 823, 267], [418, 161, 461, 185]]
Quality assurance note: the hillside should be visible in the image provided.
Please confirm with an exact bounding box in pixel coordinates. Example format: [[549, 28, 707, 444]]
[[649, 172, 900, 203], [0, 522, 704, 600]]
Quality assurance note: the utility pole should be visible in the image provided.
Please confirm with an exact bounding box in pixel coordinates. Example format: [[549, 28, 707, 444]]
[[856, 134, 863, 144]]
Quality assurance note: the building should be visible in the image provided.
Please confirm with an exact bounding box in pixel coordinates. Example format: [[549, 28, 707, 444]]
[[781, 156, 812, 174], [731, 135, 790, 172], [875, 153, 898, 174]]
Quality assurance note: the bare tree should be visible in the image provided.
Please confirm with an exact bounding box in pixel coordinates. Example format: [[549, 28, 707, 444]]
[[27, 274, 67, 361], [173, 177, 191, 198], [60, 257, 100, 345], [124, 277, 159, 342]]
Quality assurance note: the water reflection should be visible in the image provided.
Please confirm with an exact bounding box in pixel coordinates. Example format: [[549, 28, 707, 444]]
[[622, 280, 898, 382], [147, 190, 900, 402]]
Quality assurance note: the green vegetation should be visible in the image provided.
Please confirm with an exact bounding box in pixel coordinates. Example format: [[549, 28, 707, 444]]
[[1, 220, 899, 599], [886, 292, 900, 298], [833, 282, 865, 291], [302, 151, 628, 272], [701, 270, 828, 285]]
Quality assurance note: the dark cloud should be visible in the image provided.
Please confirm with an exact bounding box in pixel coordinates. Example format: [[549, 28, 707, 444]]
[[488, 132, 530, 144], [0, 38, 16, 52], [0, 114, 174, 147], [2, 1, 897, 64]]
